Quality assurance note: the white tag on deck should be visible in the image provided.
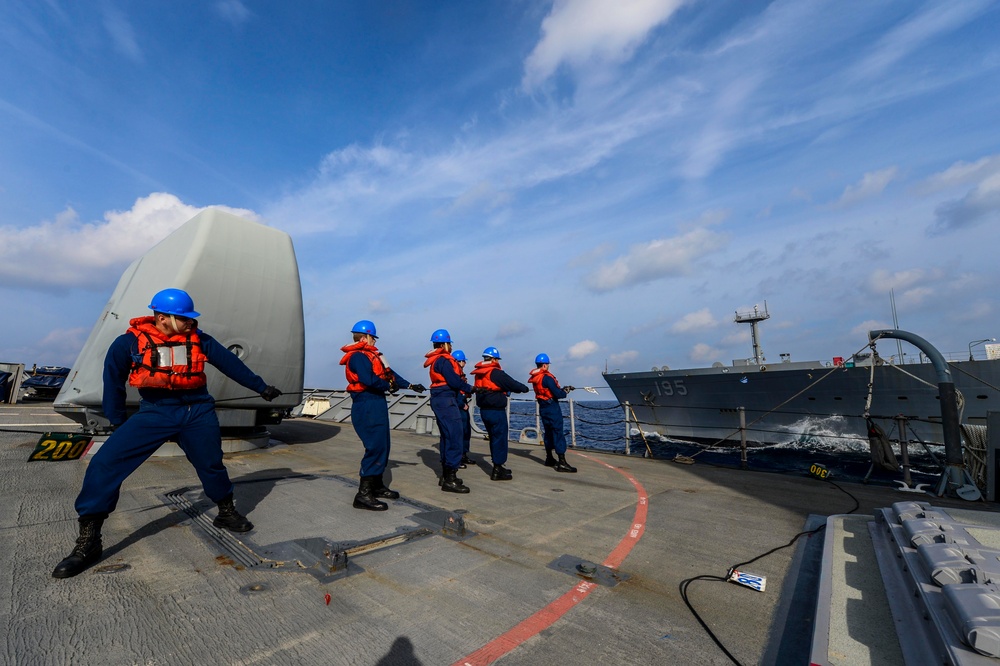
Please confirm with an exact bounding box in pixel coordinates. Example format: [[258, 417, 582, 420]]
[[728, 569, 766, 592]]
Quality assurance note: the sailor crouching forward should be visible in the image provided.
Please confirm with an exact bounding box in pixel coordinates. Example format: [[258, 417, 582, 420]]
[[52, 288, 282, 579]]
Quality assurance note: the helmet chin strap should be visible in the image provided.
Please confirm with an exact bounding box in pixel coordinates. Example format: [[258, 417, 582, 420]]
[[168, 315, 185, 335]]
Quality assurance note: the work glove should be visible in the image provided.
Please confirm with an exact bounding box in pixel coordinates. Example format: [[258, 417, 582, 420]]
[[260, 386, 282, 401], [563, 385, 576, 392], [409, 383, 426, 393]]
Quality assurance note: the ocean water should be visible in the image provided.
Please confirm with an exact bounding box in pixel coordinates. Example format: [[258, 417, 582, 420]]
[[473, 399, 947, 487]]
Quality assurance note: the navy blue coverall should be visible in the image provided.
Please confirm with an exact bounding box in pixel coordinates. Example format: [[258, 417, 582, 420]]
[[346, 352, 410, 477], [75, 331, 268, 518], [537, 375, 569, 457], [474, 367, 529, 466], [429, 357, 475, 471]]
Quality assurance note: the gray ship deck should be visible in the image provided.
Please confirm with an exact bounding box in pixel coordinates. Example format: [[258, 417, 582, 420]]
[[2, 404, 996, 665]]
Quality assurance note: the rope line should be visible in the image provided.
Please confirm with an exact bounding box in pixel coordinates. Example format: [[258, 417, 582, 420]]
[[574, 416, 625, 426], [573, 402, 624, 411]]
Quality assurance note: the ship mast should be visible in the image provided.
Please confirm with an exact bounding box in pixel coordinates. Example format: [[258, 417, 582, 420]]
[[734, 302, 770, 365]]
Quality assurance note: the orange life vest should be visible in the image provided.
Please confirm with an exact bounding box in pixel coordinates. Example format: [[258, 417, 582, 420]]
[[126, 316, 207, 390], [472, 361, 503, 392], [528, 368, 559, 402], [339, 341, 389, 392], [424, 348, 461, 388]]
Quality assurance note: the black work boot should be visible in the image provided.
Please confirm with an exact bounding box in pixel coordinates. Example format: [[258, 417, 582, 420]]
[[460, 453, 472, 468], [353, 476, 389, 511], [438, 469, 463, 486], [441, 468, 470, 494], [373, 473, 400, 500], [554, 454, 577, 473], [490, 464, 513, 481], [213, 494, 254, 532], [543, 449, 557, 467], [52, 516, 104, 579]]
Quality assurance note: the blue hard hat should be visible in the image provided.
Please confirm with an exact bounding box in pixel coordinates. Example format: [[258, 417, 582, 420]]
[[148, 289, 200, 318], [482, 346, 501, 359], [452, 349, 466, 362], [535, 353, 550, 365], [351, 320, 378, 338], [431, 329, 452, 343]]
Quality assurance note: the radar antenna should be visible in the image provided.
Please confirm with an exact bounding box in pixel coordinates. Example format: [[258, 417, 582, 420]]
[[734, 302, 770, 365]]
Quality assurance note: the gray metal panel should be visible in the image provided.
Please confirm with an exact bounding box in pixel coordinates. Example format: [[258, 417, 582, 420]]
[[942, 584, 1000, 658], [0, 362, 25, 404], [53, 209, 304, 425], [916, 542, 1000, 586], [873, 503, 1000, 664]]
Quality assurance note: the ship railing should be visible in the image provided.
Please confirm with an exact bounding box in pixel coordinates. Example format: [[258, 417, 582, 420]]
[[294, 389, 623, 450], [509, 397, 626, 451]]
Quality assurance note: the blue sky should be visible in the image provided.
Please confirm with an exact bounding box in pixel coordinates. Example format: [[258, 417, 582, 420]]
[[2, 0, 1000, 391]]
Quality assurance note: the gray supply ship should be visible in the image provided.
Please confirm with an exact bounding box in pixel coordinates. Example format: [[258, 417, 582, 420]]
[[603, 305, 1000, 446]]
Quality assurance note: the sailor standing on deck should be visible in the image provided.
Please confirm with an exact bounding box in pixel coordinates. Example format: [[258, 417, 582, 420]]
[[424, 330, 477, 493], [340, 320, 425, 511], [53, 289, 282, 579], [471, 346, 530, 480], [528, 353, 577, 473], [451, 349, 474, 468]]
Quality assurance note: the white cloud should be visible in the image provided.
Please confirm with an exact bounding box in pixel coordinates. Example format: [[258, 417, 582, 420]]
[[572, 365, 606, 385], [833, 167, 898, 207], [847, 2, 991, 82], [447, 180, 512, 215], [868, 267, 926, 293], [722, 330, 750, 346], [214, 0, 252, 26], [0, 193, 257, 290], [671, 308, 718, 333], [101, 5, 142, 63], [866, 268, 941, 309], [689, 342, 723, 363], [919, 154, 1000, 194], [523, 0, 688, 90], [497, 321, 531, 340], [895, 286, 933, 308], [790, 187, 812, 202], [680, 74, 763, 180], [851, 319, 891, 339], [568, 339, 599, 360], [585, 227, 728, 292], [930, 172, 1000, 233], [267, 95, 668, 234], [609, 350, 639, 365]]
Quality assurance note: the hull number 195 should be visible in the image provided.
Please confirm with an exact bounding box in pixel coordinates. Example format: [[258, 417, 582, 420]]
[[655, 379, 687, 397]]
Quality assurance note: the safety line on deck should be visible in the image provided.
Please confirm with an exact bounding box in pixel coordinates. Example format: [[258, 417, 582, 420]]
[[452, 452, 648, 666]]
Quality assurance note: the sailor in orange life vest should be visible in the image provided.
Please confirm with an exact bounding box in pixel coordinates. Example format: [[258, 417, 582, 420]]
[[340, 320, 425, 511], [52, 289, 282, 579], [451, 350, 474, 468], [424, 329, 477, 493], [471, 346, 530, 480], [527, 353, 578, 473]]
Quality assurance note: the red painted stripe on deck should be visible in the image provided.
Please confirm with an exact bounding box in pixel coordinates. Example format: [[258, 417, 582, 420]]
[[452, 452, 648, 666]]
